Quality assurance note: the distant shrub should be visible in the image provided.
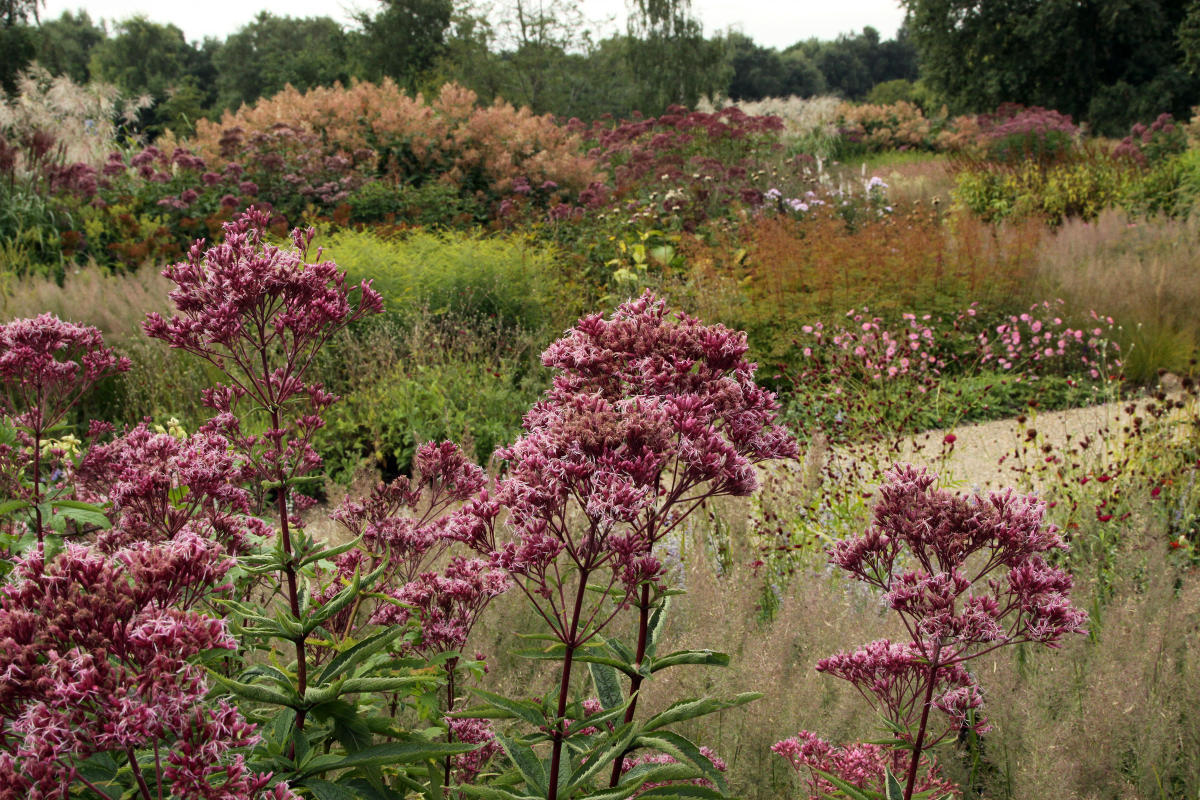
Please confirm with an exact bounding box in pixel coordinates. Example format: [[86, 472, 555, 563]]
[[697, 94, 842, 154], [864, 79, 937, 111], [319, 354, 540, 481], [186, 81, 600, 203], [0, 65, 146, 170], [978, 104, 1079, 166], [321, 228, 570, 335], [833, 100, 935, 155], [953, 145, 1134, 222], [1113, 113, 1188, 167]]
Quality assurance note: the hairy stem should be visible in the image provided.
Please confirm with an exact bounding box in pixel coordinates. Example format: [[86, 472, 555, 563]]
[[127, 746, 155, 800], [445, 662, 457, 789], [271, 407, 308, 745], [31, 423, 43, 547]]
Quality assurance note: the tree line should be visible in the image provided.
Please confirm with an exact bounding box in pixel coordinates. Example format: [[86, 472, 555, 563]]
[[2, 0, 1198, 136]]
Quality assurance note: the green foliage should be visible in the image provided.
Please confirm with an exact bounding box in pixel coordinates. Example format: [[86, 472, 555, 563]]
[[356, 0, 453, 90], [347, 180, 485, 227], [953, 151, 1135, 222], [0, 178, 70, 278], [324, 228, 567, 334], [32, 10, 104, 84], [901, 0, 1200, 133], [724, 32, 826, 102], [625, 0, 728, 113], [1123, 148, 1200, 219], [0, 22, 34, 94], [214, 12, 354, 110], [461, 593, 758, 800], [865, 78, 936, 110], [319, 354, 541, 481]]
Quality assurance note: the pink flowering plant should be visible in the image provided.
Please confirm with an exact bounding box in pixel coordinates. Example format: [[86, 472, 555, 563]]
[[139, 210, 492, 796], [0, 313, 129, 561], [773, 464, 1088, 800], [454, 292, 797, 800], [322, 439, 511, 786], [0, 313, 299, 798], [0, 532, 294, 800]]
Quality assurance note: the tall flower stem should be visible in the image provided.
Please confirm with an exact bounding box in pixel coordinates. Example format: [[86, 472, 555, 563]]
[[548, 570, 591, 800], [445, 661, 458, 788], [608, 583, 652, 787], [904, 648, 941, 800]]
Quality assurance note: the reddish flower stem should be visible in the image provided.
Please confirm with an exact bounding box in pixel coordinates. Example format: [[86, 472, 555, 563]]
[[549, 569, 591, 800], [608, 582, 651, 787], [904, 647, 942, 800]]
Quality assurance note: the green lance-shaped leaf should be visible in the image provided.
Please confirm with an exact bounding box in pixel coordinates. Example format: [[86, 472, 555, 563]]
[[810, 768, 880, 800], [455, 688, 548, 727], [644, 596, 671, 659], [641, 693, 761, 732], [295, 741, 477, 779], [561, 723, 637, 793], [318, 626, 410, 683], [48, 499, 111, 529], [589, 662, 625, 711], [456, 785, 543, 800], [494, 732, 548, 797], [648, 649, 730, 673], [207, 669, 298, 708], [631, 731, 727, 792]]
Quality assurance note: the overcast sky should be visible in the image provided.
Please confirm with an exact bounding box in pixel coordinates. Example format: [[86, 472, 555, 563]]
[[38, 0, 908, 51]]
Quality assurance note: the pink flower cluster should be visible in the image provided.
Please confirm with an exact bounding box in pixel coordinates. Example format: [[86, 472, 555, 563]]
[[619, 745, 727, 797], [145, 210, 383, 515], [469, 291, 796, 638], [776, 465, 1087, 798], [771, 730, 954, 799], [444, 716, 501, 784], [799, 308, 946, 382], [979, 300, 1119, 378], [326, 440, 507, 654], [79, 422, 268, 553], [0, 535, 290, 799], [0, 313, 129, 437]]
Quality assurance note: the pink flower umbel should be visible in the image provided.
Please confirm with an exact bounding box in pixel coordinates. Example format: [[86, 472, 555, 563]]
[[776, 465, 1087, 800]]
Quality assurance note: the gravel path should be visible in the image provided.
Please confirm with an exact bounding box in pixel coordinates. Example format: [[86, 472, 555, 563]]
[[841, 399, 1135, 492]]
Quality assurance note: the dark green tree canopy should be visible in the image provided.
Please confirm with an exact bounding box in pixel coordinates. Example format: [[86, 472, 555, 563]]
[[33, 10, 104, 84], [626, 0, 728, 112], [214, 12, 353, 110], [903, 0, 1200, 132], [356, 0, 454, 90], [725, 31, 826, 101]]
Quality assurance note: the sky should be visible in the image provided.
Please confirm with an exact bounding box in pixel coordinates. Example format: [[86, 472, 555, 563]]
[[38, 0, 908, 51]]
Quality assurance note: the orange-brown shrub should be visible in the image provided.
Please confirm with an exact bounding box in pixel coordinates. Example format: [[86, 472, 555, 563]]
[[677, 208, 1047, 365], [185, 81, 601, 197], [834, 100, 935, 151]]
